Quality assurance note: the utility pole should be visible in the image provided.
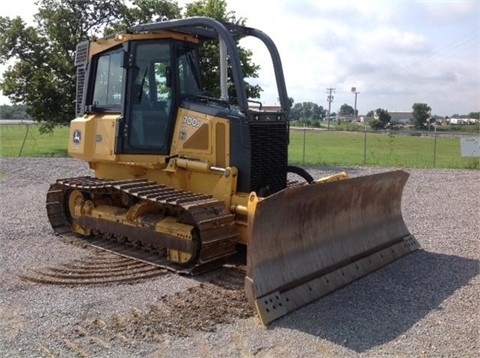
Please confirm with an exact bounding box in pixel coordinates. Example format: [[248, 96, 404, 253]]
[[351, 87, 359, 121], [326, 88, 335, 130]]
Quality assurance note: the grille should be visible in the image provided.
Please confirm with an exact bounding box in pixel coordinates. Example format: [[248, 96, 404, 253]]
[[74, 41, 89, 117], [74, 41, 89, 66], [75, 67, 85, 117], [249, 121, 288, 195]]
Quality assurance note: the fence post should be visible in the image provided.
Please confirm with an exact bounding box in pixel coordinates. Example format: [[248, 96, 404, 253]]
[[19, 123, 29, 157], [433, 127, 437, 168], [363, 125, 367, 165], [302, 124, 306, 165]]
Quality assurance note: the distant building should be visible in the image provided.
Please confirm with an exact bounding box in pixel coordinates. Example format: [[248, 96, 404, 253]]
[[449, 118, 465, 125], [359, 116, 373, 123], [386, 111, 412, 124], [448, 117, 478, 125]]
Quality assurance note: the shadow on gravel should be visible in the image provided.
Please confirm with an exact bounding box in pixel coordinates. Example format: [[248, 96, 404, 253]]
[[272, 250, 479, 352]]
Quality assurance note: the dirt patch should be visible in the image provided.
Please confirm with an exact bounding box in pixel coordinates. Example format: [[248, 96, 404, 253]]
[[52, 267, 252, 352]]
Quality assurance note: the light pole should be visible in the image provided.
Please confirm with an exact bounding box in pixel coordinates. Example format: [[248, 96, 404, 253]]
[[351, 87, 359, 121]]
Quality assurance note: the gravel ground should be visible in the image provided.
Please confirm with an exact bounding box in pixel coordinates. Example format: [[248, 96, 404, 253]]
[[0, 157, 478, 357]]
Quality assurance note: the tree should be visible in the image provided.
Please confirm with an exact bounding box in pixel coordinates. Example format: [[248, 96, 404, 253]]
[[366, 110, 374, 117], [411, 103, 431, 130], [338, 103, 354, 117], [184, 0, 261, 102], [104, 0, 181, 35], [0, 0, 139, 132], [468, 112, 479, 120], [0, 104, 30, 119], [287, 97, 294, 109], [290, 102, 325, 121], [1, 0, 262, 131], [370, 108, 391, 130]]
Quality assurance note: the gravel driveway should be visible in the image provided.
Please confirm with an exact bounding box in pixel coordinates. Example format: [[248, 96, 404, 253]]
[[0, 158, 478, 357]]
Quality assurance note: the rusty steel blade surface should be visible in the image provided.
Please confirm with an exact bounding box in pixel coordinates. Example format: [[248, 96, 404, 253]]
[[244, 170, 419, 325]]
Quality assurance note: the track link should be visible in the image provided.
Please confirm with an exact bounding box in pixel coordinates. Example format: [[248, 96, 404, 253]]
[[46, 177, 238, 275]]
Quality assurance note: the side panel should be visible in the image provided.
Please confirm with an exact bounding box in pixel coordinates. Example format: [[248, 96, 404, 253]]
[[68, 109, 238, 205], [94, 116, 116, 159], [170, 107, 230, 167], [68, 114, 118, 162], [68, 116, 96, 160]]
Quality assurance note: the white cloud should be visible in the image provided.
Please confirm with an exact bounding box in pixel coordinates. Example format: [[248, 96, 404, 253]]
[[364, 28, 429, 54], [230, 0, 479, 115], [1, 0, 478, 115], [419, 1, 476, 23], [1, 0, 35, 20]]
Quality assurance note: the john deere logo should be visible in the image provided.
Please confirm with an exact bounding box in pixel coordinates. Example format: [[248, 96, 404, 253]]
[[73, 129, 82, 144]]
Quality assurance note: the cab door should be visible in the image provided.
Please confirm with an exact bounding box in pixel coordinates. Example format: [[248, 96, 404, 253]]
[[119, 41, 175, 155]]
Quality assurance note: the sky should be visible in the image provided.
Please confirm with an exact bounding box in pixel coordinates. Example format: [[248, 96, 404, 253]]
[[0, 0, 479, 116]]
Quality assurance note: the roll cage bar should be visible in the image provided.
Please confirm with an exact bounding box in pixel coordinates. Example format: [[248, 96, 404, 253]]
[[129, 16, 290, 114]]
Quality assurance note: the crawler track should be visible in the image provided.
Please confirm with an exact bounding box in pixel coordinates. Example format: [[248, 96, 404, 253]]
[[46, 177, 238, 275], [19, 250, 168, 285]]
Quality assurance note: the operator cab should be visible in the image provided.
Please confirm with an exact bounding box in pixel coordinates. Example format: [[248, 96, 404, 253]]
[[86, 38, 203, 155], [74, 17, 291, 194]]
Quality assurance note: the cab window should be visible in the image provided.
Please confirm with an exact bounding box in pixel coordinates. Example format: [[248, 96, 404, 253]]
[[177, 44, 201, 97], [92, 51, 123, 108]]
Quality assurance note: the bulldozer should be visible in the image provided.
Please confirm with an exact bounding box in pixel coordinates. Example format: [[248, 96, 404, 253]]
[[46, 17, 419, 325]]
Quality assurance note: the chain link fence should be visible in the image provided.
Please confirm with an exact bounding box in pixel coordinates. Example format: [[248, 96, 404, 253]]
[[290, 127, 479, 169], [1, 122, 479, 169], [0, 122, 69, 157]]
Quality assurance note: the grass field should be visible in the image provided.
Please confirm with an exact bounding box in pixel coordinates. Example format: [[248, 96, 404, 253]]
[[0, 123, 69, 157], [289, 129, 479, 169], [0, 123, 478, 169]]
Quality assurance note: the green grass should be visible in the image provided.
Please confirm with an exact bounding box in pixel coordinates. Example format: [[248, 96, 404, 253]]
[[289, 129, 479, 169], [0, 123, 69, 157], [436, 123, 479, 134], [0, 123, 478, 169]]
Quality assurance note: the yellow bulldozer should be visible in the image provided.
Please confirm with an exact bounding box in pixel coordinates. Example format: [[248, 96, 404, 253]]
[[46, 17, 419, 324]]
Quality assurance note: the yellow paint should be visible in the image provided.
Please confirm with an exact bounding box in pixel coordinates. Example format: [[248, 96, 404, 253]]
[[315, 171, 349, 183], [68, 108, 236, 201], [170, 108, 231, 166], [157, 217, 195, 263], [89, 32, 199, 58], [69, 116, 96, 159], [67, 84, 255, 245], [94, 117, 116, 159], [77, 200, 196, 264]]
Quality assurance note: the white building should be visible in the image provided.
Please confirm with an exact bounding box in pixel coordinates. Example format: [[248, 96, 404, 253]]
[[388, 111, 412, 124]]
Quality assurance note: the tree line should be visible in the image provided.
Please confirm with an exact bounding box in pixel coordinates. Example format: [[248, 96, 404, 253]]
[[0, 0, 260, 132], [1, 0, 477, 132], [0, 104, 30, 119], [290, 99, 479, 130]]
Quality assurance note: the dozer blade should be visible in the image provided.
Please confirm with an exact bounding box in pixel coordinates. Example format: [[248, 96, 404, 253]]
[[244, 170, 419, 325]]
